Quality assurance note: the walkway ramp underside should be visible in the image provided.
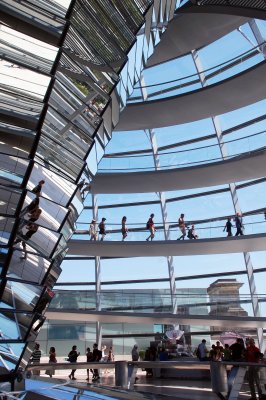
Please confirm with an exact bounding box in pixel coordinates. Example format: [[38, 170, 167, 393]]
[[179, 2, 266, 21], [147, 14, 249, 67], [46, 309, 266, 329], [91, 148, 266, 193], [68, 234, 266, 258], [115, 61, 266, 131]]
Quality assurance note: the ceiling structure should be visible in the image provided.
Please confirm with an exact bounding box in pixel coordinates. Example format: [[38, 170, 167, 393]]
[[0, 0, 266, 385]]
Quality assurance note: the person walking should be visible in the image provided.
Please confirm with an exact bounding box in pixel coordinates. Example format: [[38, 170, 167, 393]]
[[107, 346, 114, 362], [131, 345, 139, 383], [28, 207, 42, 223], [32, 180, 45, 195], [224, 218, 233, 237], [86, 347, 93, 381], [230, 338, 245, 362], [223, 344, 232, 361], [121, 216, 128, 241], [235, 212, 244, 236], [89, 219, 97, 241], [30, 343, 41, 376], [245, 338, 263, 400], [46, 346, 57, 378], [92, 343, 102, 382], [197, 339, 208, 361], [178, 213, 186, 240], [146, 214, 156, 241], [68, 345, 80, 380], [99, 218, 106, 241]]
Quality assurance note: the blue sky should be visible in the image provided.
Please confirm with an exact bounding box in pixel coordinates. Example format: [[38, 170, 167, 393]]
[[58, 19, 266, 316]]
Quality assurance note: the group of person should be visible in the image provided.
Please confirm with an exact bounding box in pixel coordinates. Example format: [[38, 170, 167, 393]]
[[89, 217, 128, 241], [30, 343, 56, 378], [196, 338, 264, 400], [14, 180, 45, 258], [30, 342, 114, 381], [88, 212, 245, 242], [223, 212, 244, 236]]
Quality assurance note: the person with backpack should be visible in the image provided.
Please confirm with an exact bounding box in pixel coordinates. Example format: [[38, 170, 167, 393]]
[[146, 214, 156, 241], [68, 345, 80, 380], [99, 218, 106, 241], [92, 343, 102, 382]]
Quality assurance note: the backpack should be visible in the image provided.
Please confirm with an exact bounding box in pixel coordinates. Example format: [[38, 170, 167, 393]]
[[146, 221, 150, 230]]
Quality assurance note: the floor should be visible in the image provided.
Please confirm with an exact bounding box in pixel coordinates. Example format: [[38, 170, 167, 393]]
[[40, 369, 255, 400]]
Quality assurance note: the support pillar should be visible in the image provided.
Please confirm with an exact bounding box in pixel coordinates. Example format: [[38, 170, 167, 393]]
[[191, 48, 263, 348]]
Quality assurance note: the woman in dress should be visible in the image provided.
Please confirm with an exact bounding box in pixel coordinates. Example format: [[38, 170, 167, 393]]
[[46, 346, 57, 377]]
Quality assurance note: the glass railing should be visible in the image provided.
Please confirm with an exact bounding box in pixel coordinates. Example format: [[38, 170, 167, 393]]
[[75, 214, 266, 241], [49, 290, 266, 317], [99, 131, 266, 172], [128, 43, 265, 102]]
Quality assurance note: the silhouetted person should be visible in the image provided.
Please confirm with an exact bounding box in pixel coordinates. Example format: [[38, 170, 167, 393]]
[[146, 213, 155, 241], [229, 338, 245, 361], [121, 216, 128, 241], [86, 347, 93, 381], [178, 213, 186, 240], [32, 180, 45, 195], [99, 218, 106, 241], [131, 344, 139, 383], [92, 343, 102, 381], [224, 218, 232, 236], [235, 212, 244, 236], [68, 345, 80, 380]]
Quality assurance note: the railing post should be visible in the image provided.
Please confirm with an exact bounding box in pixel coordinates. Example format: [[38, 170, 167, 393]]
[[115, 361, 128, 388], [210, 362, 228, 399]]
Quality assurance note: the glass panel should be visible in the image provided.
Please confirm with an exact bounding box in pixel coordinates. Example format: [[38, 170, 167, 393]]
[[0, 216, 15, 246], [0, 310, 33, 340], [14, 218, 61, 259], [28, 162, 76, 207], [19, 192, 68, 232], [0, 187, 22, 216], [7, 251, 50, 284], [3, 281, 42, 311]]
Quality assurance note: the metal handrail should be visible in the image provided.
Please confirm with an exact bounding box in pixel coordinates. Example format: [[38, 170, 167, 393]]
[[27, 359, 266, 371]]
